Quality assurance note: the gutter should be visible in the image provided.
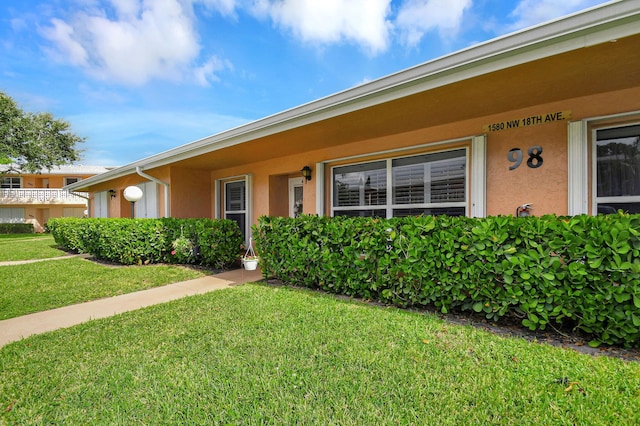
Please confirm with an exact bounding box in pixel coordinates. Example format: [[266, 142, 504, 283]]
[[136, 166, 170, 217], [68, 191, 89, 200]]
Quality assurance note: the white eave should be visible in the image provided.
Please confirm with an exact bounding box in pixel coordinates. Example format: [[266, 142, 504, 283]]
[[1, 164, 113, 175], [65, 0, 640, 192]]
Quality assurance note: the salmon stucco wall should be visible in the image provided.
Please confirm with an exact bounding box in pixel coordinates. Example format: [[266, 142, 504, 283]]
[[170, 166, 212, 218], [485, 118, 568, 217], [268, 175, 289, 217], [210, 153, 318, 224]]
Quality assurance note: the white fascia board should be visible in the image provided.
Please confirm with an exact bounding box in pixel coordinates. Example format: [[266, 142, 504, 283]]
[[68, 0, 640, 191]]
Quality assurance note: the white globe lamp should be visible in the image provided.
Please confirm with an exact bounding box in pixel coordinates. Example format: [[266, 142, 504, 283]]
[[123, 186, 143, 218]]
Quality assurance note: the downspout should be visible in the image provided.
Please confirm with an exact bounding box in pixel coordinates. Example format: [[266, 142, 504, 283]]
[[69, 191, 91, 218], [136, 166, 170, 217]]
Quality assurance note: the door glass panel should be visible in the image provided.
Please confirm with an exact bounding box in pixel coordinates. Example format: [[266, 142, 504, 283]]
[[293, 186, 303, 217], [225, 180, 247, 239]]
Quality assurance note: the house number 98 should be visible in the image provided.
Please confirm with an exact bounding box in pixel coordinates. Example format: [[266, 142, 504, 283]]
[[508, 146, 543, 170]]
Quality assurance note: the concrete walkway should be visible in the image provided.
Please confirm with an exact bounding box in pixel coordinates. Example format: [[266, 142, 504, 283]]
[[0, 267, 262, 348]]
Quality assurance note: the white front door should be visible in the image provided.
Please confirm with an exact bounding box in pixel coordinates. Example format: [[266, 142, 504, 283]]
[[289, 177, 304, 218]]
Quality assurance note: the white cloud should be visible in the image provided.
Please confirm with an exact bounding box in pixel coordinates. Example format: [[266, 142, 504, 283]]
[[193, 56, 233, 86], [41, 18, 89, 67], [199, 0, 238, 17], [40, 0, 232, 86], [395, 0, 472, 47], [508, 0, 607, 30], [252, 0, 392, 55]]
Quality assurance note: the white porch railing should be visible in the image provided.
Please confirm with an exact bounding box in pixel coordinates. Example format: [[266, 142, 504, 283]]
[[0, 188, 89, 204]]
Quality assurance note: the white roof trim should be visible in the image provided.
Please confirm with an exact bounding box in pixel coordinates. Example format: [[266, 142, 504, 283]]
[[66, 0, 640, 191], [1, 164, 112, 175]]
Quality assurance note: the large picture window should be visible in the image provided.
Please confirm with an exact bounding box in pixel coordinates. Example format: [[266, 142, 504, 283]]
[[332, 149, 467, 218], [595, 124, 640, 214]]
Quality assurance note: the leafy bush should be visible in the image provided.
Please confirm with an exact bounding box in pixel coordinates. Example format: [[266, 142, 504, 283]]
[[254, 213, 640, 348], [48, 217, 243, 269], [0, 223, 34, 234]]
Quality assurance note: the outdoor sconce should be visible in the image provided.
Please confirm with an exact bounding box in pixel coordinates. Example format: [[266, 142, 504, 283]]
[[108, 189, 117, 199], [300, 166, 312, 182]]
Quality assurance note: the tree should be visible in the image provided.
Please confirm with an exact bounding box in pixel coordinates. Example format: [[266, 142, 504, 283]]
[[0, 91, 84, 176]]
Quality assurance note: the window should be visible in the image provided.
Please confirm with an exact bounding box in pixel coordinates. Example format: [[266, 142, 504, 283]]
[[1, 177, 21, 189], [595, 124, 640, 214], [225, 180, 247, 238], [333, 161, 386, 217], [332, 149, 467, 218], [65, 177, 80, 185], [64, 207, 85, 218], [0, 207, 25, 223]]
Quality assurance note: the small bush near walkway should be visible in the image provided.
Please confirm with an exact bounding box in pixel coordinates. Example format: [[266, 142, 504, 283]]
[[254, 213, 640, 348], [47, 217, 243, 270]]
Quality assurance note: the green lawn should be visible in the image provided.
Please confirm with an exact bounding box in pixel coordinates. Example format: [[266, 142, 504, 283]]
[[0, 234, 67, 261], [1, 284, 639, 425]]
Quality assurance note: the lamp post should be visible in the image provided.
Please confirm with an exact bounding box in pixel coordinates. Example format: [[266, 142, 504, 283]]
[[123, 186, 143, 219]]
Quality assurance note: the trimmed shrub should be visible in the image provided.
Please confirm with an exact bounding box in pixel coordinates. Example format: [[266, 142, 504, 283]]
[[0, 223, 34, 234], [48, 217, 243, 269], [254, 213, 640, 348]]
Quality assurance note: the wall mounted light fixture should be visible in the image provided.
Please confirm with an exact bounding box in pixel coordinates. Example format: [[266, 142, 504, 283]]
[[300, 166, 312, 182], [108, 189, 117, 199]]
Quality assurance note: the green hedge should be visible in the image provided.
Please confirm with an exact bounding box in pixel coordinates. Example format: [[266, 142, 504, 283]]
[[254, 214, 640, 348], [47, 217, 244, 269], [0, 223, 34, 234]]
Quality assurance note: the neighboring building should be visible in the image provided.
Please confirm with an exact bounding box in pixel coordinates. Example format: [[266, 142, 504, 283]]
[[0, 165, 112, 232], [66, 2, 640, 243]]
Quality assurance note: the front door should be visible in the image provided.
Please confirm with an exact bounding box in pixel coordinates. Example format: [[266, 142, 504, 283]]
[[289, 177, 304, 218]]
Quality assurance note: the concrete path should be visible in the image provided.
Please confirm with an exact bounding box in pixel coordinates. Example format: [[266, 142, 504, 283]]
[[0, 253, 90, 266], [0, 267, 262, 348]]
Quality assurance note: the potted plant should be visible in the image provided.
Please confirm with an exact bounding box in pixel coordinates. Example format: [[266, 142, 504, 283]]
[[242, 237, 259, 270], [242, 255, 259, 271]]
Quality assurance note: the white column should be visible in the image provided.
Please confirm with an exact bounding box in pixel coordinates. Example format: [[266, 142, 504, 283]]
[[315, 162, 325, 216], [567, 120, 588, 215], [471, 135, 487, 218]]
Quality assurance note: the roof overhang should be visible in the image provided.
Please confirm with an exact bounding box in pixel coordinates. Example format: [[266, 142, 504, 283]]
[[66, 0, 640, 192]]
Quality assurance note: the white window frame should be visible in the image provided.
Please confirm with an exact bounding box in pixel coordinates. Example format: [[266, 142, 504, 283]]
[[568, 111, 640, 216], [216, 174, 253, 244], [1, 176, 21, 189], [591, 120, 640, 214], [331, 147, 469, 218], [288, 177, 304, 218]]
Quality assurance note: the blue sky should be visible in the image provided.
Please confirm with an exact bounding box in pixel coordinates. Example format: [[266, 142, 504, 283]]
[[1, 0, 610, 166]]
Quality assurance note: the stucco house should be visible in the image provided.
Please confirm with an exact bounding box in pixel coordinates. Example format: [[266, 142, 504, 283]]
[[1, 165, 112, 232], [66, 1, 640, 243]]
